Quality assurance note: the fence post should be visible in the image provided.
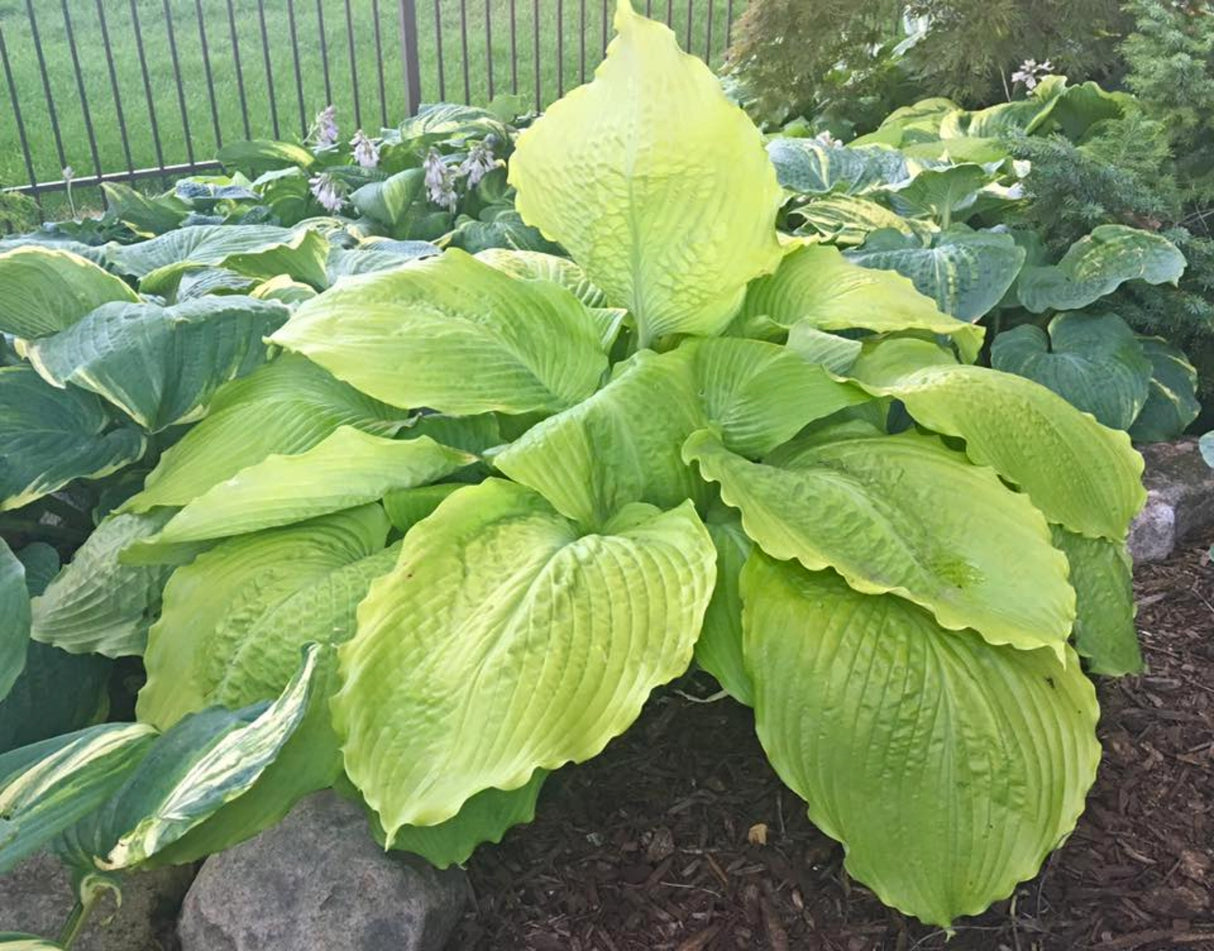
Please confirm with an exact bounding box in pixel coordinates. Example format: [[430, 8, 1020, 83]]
[[399, 0, 422, 116]]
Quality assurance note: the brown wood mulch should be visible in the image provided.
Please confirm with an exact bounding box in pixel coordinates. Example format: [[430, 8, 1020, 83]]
[[451, 535, 1214, 951]]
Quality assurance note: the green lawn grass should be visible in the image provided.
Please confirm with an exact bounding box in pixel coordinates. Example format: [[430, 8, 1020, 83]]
[[0, 0, 743, 207]]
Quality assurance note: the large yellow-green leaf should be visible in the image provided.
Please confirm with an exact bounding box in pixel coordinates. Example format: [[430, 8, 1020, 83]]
[[684, 427, 1074, 656], [26, 296, 289, 431], [0, 723, 157, 873], [0, 367, 146, 512], [740, 244, 984, 362], [849, 342, 1146, 539], [693, 516, 754, 706], [0, 246, 137, 339], [1051, 527, 1142, 676], [137, 505, 391, 729], [140, 428, 473, 546], [121, 356, 409, 513], [0, 540, 29, 701], [507, 1, 783, 343], [475, 249, 608, 307], [269, 249, 608, 414], [334, 480, 715, 835], [743, 555, 1100, 926]]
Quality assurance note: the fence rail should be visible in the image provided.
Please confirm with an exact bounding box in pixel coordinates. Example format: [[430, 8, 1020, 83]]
[[0, 0, 744, 205]]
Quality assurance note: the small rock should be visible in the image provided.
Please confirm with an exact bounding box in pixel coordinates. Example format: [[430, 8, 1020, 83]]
[[0, 851, 195, 950], [177, 791, 466, 951], [1128, 438, 1214, 564]]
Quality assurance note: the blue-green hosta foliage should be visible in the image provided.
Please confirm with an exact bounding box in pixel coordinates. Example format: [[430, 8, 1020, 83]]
[[0, 1, 1149, 936], [766, 76, 1200, 440]]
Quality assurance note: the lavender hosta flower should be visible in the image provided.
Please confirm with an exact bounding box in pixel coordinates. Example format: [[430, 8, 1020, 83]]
[[423, 148, 458, 212], [459, 140, 498, 187], [1011, 58, 1055, 92], [350, 129, 380, 169], [311, 105, 339, 148], [309, 172, 346, 213], [812, 130, 842, 149]]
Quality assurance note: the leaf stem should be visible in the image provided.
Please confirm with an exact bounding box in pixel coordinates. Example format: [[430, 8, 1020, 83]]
[[59, 889, 99, 949]]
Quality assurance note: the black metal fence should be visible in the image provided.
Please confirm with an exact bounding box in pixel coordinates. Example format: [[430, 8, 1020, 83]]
[[0, 0, 745, 205]]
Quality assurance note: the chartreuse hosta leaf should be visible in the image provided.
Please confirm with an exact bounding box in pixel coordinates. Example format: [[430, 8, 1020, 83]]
[[122, 356, 409, 513], [475, 249, 607, 307], [1051, 528, 1142, 676], [0, 367, 146, 512], [849, 340, 1147, 540], [693, 516, 754, 706], [1016, 225, 1186, 314], [138, 504, 391, 730], [1129, 336, 1200, 444], [380, 770, 548, 868], [67, 645, 326, 871], [0, 540, 29, 701], [140, 428, 474, 546], [508, 1, 783, 343], [270, 249, 608, 415], [992, 313, 1152, 431], [0, 246, 137, 338], [334, 479, 716, 835], [0, 723, 158, 873], [740, 244, 984, 362], [383, 484, 465, 533], [494, 339, 865, 527], [743, 555, 1100, 927], [30, 511, 187, 658], [26, 296, 289, 431], [685, 426, 1075, 656], [785, 323, 863, 374]]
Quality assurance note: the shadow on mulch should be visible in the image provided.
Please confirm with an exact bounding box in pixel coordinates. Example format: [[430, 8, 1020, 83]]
[[451, 536, 1214, 951]]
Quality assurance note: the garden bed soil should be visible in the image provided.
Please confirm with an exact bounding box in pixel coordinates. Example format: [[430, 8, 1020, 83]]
[[452, 535, 1214, 951]]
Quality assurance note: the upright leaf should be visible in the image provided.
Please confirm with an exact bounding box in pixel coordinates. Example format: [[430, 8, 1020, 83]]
[[0, 247, 137, 339], [508, 1, 784, 342], [744, 555, 1100, 926], [1129, 336, 1201, 444], [693, 516, 754, 706], [1051, 528, 1142, 676], [0, 540, 29, 701]]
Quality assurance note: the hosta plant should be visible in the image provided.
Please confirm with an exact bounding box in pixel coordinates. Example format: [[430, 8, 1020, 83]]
[[1, 1, 1148, 939]]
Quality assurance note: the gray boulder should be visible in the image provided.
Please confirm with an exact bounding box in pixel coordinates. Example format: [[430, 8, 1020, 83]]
[[177, 791, 466, 951], [1128, 438, 1214, 564], [0, 851, 195, 950]]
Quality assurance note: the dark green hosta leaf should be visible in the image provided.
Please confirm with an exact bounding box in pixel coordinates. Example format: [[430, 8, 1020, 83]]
[[847, 229, 1026, 321], [991, 313, 1152, 430], [0, 723, 158, 873], [26, 297, 289, 432], [101, 182, 189, 236], [1017, 225, 1186, 314], [448, 205, 562, 255], [0, 540, 29, 701], [382, 770, 548, 868], [175, 267, 259, 300], [122, 356, 409, 513], [882, 163, 993, 223], [1051, 527, 1142, 676], [743, 555, 1099, 926], [350, 169, 427, 237], [1129, 337, 1201, 444], [693, 516, 753, 706], [684, 427, 1074, 656], [395, 102, 508, 147], [0, 367, 146, 512], [215, 139, 315, 175], [765, 139, 908, 195], [0, 246, 137, 338], [30, 511, 187, 658]]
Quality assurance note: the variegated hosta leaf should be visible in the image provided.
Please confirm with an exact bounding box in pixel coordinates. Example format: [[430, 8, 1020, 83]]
[[139, 429, 474, 546], [0, 723, 157, 874], [0, 933, 65, 948], [0, 367, 146, 513], [765, 139, 909, 196], [26, 296, 289, 432], [991, 313, 1152, 431], [121, 356, 409, 513], [0, 246, 137, 338], [790, 195, 920, 246], [334, 479, 716, 835], [71, 645, 326, 871], [693, 516, 754, 706], [740, 244, 984, 362], [0, 540, 29, 701], [508, 1, 783, 343], [1016, 225, 1186, 314], [381, 769, 548, 868], [743, 555, 1101, 926], [137, 505, 391, 730], [1129, 336, 1201, 444], [30, 511, 188, 658], [270, 249, 608, 415], [684, 427, 1074, 656], [1051, 527, 1142, 676], [850, 340, 1146, 540], [845, 229, 1027, 323]]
